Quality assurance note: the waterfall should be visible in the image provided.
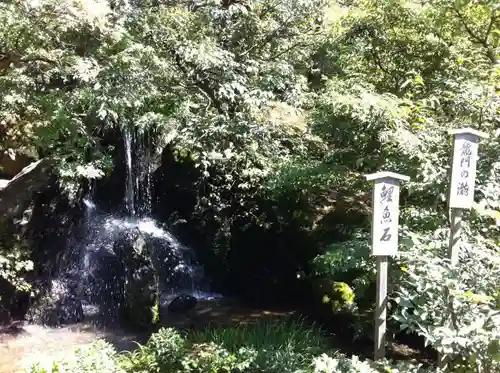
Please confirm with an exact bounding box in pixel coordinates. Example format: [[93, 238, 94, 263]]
[[124, 127, 153, 216], [123, 126, 135, 216], [135, 132, 153, 216], [55, 125, 222, 325]]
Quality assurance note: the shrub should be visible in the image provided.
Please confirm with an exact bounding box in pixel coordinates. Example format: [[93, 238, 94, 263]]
[[27, 326, 442, 373], [118, 319, 331, 373], [181, 342, 257, 373], [118, 327, 187, 373], [312, 353, 436, 373], [28, 340, 124, 373], [393, 230, 500, 373], [0, 239, 33, 305], [309, 205, 500, 373]]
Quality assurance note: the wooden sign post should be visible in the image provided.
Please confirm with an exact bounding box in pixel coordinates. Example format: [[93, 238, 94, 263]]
[[448, 128, 489, 265], [365, 171, 410, 360], [439, 128, 489, 371]]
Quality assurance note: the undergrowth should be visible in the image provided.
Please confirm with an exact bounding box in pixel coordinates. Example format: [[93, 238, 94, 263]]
[[28, 319, 439, 373]]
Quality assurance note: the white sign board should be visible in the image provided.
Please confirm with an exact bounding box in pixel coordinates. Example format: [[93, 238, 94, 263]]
[[449, 133, 479, 209], [366, 172, 409, 257], [371, 178, 401, 256]]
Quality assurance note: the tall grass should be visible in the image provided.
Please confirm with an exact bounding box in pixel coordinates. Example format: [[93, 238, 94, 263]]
[[188, 316, 330, 355], [188, 317, 334, 372]]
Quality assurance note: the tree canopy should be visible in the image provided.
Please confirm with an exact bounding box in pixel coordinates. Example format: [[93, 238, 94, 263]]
[[0, 0, 499, 370], [1, 0, 497, 204]]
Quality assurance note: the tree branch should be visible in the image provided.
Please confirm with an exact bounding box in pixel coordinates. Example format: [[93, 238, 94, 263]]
[[453, 7, 498, 64], [19, 56, 57, 65], [170, 49, 228, 114], [258, 1, 286, 20], [483, 10, 497, 45], [239, 14, 295, 58], [453, 8, 484, 44], [0, 52, 56, 72], [369, 40, 401, 93]]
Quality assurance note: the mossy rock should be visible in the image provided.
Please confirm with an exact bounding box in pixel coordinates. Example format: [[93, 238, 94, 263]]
[[123, 263, 160, 327], [113, 228, 160, 327]]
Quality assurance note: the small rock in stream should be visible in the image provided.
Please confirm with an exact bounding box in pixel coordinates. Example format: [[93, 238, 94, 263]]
[[167, 294, 197, 313]]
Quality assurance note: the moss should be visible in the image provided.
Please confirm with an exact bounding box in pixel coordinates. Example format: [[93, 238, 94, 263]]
[[312, 278, 356, 313], [151, 299, 160, 324], [330, 281, 355, 311], [124, 284, 160, 327]]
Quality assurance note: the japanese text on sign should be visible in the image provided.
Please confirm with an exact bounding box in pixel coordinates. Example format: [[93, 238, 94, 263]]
[[371, 179, 401, 256], [456, 141, 472, 197], [379, 185, 394, 243], [449, 133, 479, 209]]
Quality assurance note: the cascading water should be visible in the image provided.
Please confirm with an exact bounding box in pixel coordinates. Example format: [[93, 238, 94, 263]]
[[123, 126, 135, 216], [133, 130, 153, 216], [123, 126, 154, 216], [60, 126, 221, 325]]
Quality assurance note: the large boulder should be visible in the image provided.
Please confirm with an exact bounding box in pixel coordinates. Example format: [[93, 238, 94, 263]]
[[85, 247, 126, 321], [0, 150, 35, 179], [148, 236, 199, 291], [25, 277, 84, 326], [113, 228, 160, 327], [0, 158, 55, 218]]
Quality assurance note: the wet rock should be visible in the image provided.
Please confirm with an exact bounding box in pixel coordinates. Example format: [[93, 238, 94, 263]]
[[0, 158, 55, 218], [55, 297, 84, 324], [113, 229, 160, 327], [167, 294, 197, 313], [0, 151, 36, 178], [0, 150, 35, 179], [90, 249, 126, 320], [26, 278, 84, 326], [149, 236, 200, 291], [0, 304, 12, 326]]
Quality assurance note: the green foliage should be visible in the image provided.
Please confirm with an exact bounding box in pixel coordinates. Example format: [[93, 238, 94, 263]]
[[181, 343, 256, 373], [302, 0, 500, 353], [0, 244, 33, 294], [1, 0, 327, 180], [325, 282, 355, 311], [311, 211, 500, 369], [0, 228, 33, 304], [312, 232, 373, 279], [118, 320, 331, 373], [119, 328, 255, 373], [118, 327, 188, 373], [30, 323, 440, 373], [393, 225, 500, 373], [28, 340, 124, 373], [188, 318, 329, 373], [189, 317, 326, 352], [313, 353, 436, 373]]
